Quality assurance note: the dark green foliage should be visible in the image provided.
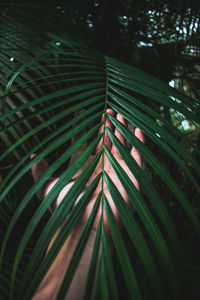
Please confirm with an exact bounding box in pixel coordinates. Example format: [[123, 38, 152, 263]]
[[0, 1, 200, 299]]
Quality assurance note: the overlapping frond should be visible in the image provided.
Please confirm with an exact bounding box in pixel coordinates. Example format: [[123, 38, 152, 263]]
[[0, 4, 200, 300]]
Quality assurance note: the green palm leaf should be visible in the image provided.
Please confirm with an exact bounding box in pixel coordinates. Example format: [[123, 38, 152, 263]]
[[0, 4, 200, 299]]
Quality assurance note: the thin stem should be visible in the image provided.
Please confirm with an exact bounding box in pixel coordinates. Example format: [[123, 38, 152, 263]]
[[101, 55, 109, 196]]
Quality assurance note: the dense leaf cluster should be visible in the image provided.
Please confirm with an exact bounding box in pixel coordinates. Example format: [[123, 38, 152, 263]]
[[0, 1, 200, 300]]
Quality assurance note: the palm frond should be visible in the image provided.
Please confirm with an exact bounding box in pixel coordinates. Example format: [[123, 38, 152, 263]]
[[0, 5, 200, 300]]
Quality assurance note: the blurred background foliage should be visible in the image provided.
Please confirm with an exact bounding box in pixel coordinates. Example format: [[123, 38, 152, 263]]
[[0, 0, 200, 299]]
